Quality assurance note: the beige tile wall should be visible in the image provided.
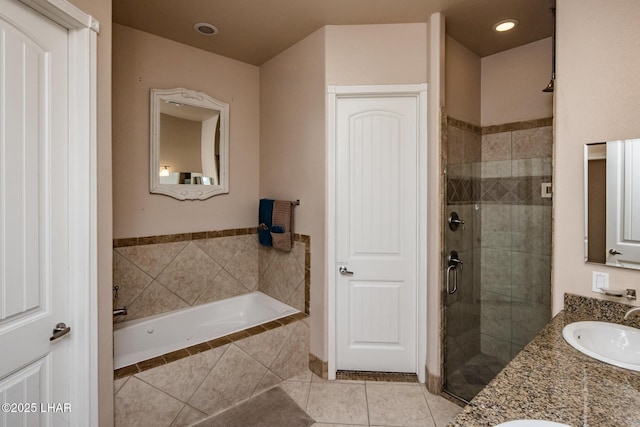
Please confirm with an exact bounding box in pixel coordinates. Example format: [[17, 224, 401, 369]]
[[113, 229, 310, 322]]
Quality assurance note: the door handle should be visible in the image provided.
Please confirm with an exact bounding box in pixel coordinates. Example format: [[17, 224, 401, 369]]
[[339, 265, 354, 275], [50, 322, 71, 341], [609, 249, 623, 255]]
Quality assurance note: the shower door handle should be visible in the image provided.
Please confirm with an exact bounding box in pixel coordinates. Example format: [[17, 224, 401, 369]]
[[446, 250, 462, 294], [446, 265, 458, 294]]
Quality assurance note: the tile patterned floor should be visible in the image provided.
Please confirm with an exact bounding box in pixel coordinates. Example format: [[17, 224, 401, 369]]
[[280, 370, 464, 427]]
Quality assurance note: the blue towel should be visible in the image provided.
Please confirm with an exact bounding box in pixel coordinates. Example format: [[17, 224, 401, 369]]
[[258, 199, 274, 246]]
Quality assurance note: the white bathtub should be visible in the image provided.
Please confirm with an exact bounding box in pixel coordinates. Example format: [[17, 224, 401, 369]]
[[113, 291, 300, 369]]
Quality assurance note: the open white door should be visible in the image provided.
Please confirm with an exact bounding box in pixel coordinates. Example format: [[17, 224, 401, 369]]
[[0, 0, 98, 425], [606, 139, 640, 268]]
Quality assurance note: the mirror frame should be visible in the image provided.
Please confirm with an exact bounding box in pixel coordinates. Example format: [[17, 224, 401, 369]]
[[150, 88, 229, 200]]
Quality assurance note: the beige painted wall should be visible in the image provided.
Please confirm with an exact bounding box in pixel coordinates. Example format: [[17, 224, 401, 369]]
[[63, 0, 112, 424], [445, 35, 481, 126], [481, 37, 554, 126], [554, 0, 640, 314], [260, 27, 327, 357], [261, 23, 428, 361], [112, 24, 260, 238], [159, 114, 203, 174], [325, 23, 428, 85]]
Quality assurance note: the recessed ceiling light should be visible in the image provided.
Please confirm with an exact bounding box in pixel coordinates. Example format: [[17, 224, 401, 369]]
[[193, 22, 219, 36], [493, 19, 519, 32]]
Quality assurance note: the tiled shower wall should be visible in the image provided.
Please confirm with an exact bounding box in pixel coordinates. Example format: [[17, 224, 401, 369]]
[[113, 229, 309, 323], [446, 117, 552, 369]]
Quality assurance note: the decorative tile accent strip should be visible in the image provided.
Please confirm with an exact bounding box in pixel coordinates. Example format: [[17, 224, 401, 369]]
[[336, 370, 418, 383], [308, 353, 328, 380], [113, 227, 257, 248], [481, 117, 553, 135], [564, 293, 640, 328], [447, 116, 481, 134], [447, 176, 552, 206], [114, 312, 308, 380]]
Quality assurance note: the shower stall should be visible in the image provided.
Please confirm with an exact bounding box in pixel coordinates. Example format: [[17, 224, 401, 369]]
[[442, 116, 553, 402]]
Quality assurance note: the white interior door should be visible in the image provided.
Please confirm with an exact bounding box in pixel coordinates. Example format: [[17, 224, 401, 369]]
[[0, 0, 72, 425], [606, 139, 640, 268], [335, 93, 418, 373]]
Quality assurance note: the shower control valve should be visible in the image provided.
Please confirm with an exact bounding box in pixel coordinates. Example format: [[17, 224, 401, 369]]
[[448, 212, 465, 231]]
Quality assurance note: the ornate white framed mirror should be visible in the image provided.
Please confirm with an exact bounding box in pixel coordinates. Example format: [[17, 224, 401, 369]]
[[150, 88, 229, 200]]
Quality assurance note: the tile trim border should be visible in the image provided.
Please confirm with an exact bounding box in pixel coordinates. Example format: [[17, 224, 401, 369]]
[[446, 116, 481, 134], [113, 227, 313, 248], [426, 368, 442, 395], [308, 352, 328, 380], [481, 117, 553, 135], [446, 116, 553, 136], [114, 312, 308, 379]]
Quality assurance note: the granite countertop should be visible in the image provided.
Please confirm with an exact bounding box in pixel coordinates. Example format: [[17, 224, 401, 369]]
[[449, 295, 640, 427]]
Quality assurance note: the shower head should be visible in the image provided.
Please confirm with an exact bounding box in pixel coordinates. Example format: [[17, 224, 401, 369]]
[[542, 7, 556, 93]]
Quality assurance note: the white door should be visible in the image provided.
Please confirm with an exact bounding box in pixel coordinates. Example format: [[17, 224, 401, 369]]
[[0, 0, 72, 425], [606, 139, 640, 268], [335, 94, 418, 373]]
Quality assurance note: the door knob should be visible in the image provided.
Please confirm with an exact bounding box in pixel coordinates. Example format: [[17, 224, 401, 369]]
[[50, 322, 71, 341], [609, 249, 623, 255], [339, 265, 354, 275]]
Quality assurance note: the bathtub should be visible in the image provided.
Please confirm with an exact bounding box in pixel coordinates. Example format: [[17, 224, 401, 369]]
[[113, 291, 300, 369]]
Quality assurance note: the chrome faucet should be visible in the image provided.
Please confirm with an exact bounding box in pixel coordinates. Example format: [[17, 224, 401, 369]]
[[623, 306, 640, 320], [112, 285, 127, 316]]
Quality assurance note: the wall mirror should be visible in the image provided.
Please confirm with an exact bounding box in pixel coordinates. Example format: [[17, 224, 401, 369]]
[[150, 88, 229, 200], [585, 139, 640, 269]]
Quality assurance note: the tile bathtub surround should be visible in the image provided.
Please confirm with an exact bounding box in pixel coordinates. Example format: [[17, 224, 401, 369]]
[[112, 228, 310, 322], [114, 317, 310, 427], [113, 312, 308, 380], [448, 308, 640, 427]]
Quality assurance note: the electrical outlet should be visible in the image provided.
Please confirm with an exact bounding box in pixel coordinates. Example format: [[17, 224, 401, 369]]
[[592, 271, 609, 293]]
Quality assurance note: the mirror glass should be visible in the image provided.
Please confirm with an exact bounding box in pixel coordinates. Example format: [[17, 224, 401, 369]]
[[150, 88, 229, 200], [585, 139, 640, 269]]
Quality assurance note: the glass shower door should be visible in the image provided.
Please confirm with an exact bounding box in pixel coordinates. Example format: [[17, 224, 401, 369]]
[[442, 118, 553, 403]]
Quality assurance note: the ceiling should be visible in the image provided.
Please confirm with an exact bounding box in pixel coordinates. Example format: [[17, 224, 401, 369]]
[[113, 0, 555, 66]]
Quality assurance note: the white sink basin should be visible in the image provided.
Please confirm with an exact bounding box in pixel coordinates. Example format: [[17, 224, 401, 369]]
[[562, 321, 640, 372], [495, 421, 571, 427]]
